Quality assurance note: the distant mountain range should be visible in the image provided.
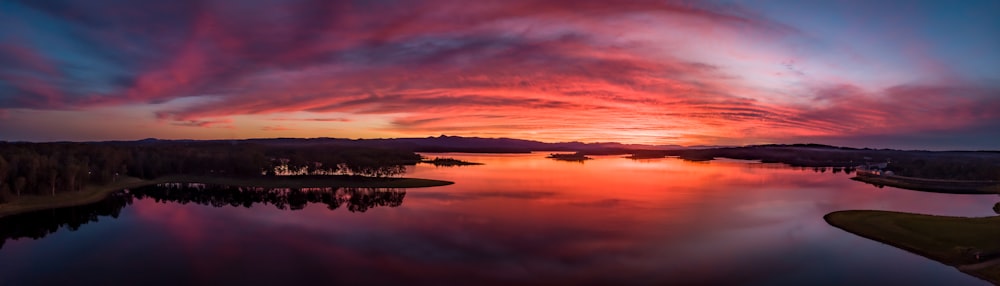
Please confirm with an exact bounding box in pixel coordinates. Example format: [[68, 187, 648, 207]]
[[115, 135, 696, 153]]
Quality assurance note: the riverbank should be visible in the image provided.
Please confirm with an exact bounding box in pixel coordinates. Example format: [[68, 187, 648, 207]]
[[852, 175, 1000, 194], [0, 175, 453, 218], [825, 210, 1000, 284]]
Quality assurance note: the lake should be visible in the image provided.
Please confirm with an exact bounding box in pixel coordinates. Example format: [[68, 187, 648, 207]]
[[0, 152, 994, 285]]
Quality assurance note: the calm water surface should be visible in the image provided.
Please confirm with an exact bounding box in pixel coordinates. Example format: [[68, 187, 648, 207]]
[[1, 153, 994, 285]]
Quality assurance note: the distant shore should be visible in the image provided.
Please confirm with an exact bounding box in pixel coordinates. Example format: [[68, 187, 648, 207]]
[[825, 210, 1000, 284], [0, 175, 452, 218], [852, 174, 1000, 194]]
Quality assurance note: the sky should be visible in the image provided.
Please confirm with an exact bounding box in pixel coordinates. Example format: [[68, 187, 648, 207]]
[[0, 0, 998, 150]]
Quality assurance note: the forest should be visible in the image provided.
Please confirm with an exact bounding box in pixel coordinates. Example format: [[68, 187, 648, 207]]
[[624, 144, 1000, 181], [0, 141, 421, 202]]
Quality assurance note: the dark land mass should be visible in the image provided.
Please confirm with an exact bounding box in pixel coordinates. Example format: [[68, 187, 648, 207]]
[[106, 138, 997, 181], [0, 140, 453, 216], [420, 157, 483, 166], [826, 210, 1000, 284], [852, 174, 999, 194], [547, 152, 593, 162], [623, 144, 1000, 181]]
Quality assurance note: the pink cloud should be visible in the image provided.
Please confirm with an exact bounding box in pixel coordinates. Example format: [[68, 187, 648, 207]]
[[270, 117, 352, 122], [2, 0, 996, 147], [168, 118, 234, 128], [260, 125, 295, 131]]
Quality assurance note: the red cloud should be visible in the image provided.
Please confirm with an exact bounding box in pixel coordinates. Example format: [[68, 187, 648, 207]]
[[169, 118, 234, 128], [261, 125, 295, 131], [3, 0, 996, 147]]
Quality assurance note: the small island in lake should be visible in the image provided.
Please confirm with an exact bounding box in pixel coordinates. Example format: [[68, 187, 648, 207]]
[[421, 157, 483, 166], [547, 152, 592, 162]]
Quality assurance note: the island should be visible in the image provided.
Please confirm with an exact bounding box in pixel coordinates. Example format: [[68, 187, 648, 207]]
[[547, 152, 592, 162], [420, 157, 483, 166]]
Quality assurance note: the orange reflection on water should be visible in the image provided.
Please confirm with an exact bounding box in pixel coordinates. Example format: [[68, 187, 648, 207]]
[[106, 153, 996, 284]]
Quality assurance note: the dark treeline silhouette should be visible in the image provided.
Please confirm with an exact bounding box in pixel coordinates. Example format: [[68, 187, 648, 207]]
[[546, 152, 592, 162], [421, 157, 483, 167], [0, 184, 405, 249], [624, 145, 1000, 181], [0, 142, 421, 202]]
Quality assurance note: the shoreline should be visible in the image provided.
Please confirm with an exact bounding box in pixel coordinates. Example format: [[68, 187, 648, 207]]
[[851, 175, 1000, 194], [825, 210, 1000, 284], [0, 175, 453, 218]]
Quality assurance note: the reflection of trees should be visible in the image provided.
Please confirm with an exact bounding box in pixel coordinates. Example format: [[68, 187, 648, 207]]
[[0, 191, 133, 250], [136, 184, 405, 212], [0, 185, 405, 250]]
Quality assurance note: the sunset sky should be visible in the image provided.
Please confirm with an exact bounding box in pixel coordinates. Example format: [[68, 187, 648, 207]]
[[1, 0, 998, 149]]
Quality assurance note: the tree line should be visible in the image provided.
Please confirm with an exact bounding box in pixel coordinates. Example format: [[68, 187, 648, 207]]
[[625, 145, 1000, 181], [0, 141, 422, 201]]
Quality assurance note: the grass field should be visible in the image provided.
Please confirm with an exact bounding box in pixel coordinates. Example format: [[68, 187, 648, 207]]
[[825, 210, 1000, 284], [852, 175, 1000, 194], [0, 174, 452, 218]]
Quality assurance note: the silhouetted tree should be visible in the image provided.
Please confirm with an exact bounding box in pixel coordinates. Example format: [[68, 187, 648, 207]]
[[0, 155, 8, 190], [14, 177, 25, 197]]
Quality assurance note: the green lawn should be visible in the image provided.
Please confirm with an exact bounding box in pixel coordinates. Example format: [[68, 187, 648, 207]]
[[825, 210, 1000, 283], [851, 176, 1000, 194], [0, 175, 452, 218]]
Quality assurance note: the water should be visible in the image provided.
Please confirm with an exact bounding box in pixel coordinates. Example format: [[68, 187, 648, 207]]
[[0, 153, 994, 285]]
